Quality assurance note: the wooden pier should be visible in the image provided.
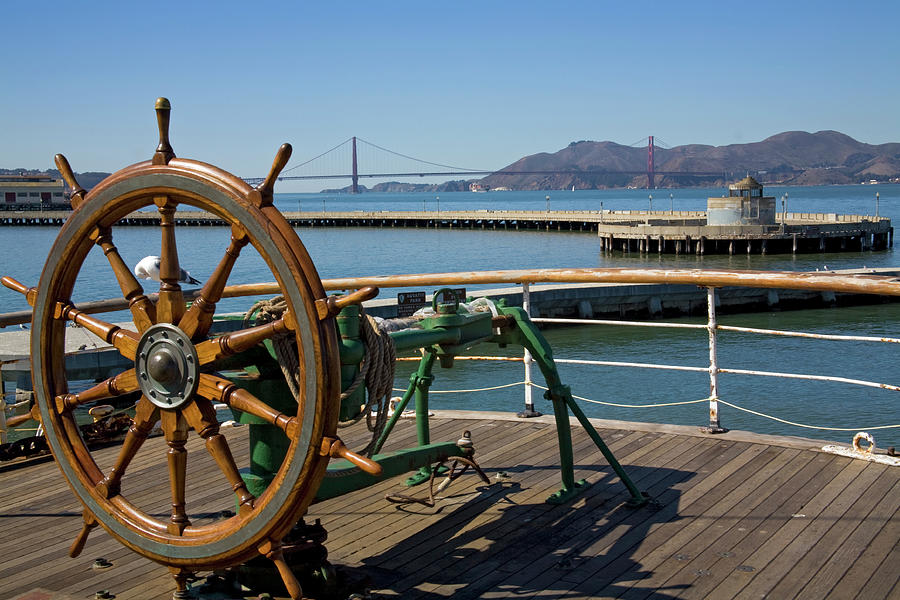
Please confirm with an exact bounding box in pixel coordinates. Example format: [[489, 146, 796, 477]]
[[1, 411, 897, 599], [1, 208, 890, 255]]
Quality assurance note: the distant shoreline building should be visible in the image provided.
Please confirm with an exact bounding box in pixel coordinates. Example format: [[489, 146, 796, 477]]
[[1, 175, 66, 206]]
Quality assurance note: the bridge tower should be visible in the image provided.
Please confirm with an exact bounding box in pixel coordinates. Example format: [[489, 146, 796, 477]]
[[647, 136, 655, 189], [351, 136, 359, 194]]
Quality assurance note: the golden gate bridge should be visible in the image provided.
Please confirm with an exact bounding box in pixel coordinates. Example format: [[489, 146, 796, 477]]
[[244, 136, 722, 192]]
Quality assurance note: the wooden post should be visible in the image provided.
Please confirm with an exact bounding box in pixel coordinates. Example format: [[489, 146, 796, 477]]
[[761, 239, 767, 255], [792, 233, 798, 253], [728, 240, 734, 255]]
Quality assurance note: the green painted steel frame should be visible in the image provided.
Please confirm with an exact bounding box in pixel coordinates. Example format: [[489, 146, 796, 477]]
[[494, 305, 649, 507]]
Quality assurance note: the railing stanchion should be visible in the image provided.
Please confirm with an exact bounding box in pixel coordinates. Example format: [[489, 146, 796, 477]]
[[517, 282, 542, 418], [703, 287, 728, 433]]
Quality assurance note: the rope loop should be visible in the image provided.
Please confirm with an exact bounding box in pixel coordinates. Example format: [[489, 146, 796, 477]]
[[243, 295, 396, 457]]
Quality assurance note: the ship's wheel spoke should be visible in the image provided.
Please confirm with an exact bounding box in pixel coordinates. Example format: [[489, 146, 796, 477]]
[[179, 224, 249, 340], [154, 196, 185, 325], [96, 397, 160, 499], [161, 409, 191, 535], [197, 373, 299, 439], [57, 304, 140, 360], [181, 398, 255, 511], [55, 369, 139, 413], [91, 225, 156, 331], [0, 277, 141, 357], [194, 315, 292, 367]]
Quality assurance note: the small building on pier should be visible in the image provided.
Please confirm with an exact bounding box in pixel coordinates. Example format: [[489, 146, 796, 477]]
[[707, 176, 776, 226], [595, 176, 892, 255]]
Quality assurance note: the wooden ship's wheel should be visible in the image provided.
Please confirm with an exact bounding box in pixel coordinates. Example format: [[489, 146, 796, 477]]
[[3, 99, 373, 599]]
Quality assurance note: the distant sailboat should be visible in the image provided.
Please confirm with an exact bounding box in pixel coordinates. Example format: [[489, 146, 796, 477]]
[[571, 185, 575, 191]]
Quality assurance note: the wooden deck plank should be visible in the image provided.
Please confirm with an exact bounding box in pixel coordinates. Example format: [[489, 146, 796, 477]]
[[318, 418, 531, 533], [856, 545, 900, 600], [766, 462, 896, 599], [475, 437, 730, 598], [665, 452, 847, 600], [419, 436, 729, 599], [1, 414, 897, 600], [477, 440, 750, 600], [598, 447, 813, 599], [396, 431, 678, 599], [318, 420, 561, 548], [422, 442, 724, 597], [330, 420, 587, 567], [539, 443, 781, 599], [797, 477, 900, 599], [824, 502, 900, 600], [703, 458, 871, 599], [731, 462, 889, 600]]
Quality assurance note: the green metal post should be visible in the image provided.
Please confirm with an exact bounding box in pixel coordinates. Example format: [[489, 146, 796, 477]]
[[372, 377, 415, 455], [495, 305, 647, 506], [545, 389, 586, 504], [405, 349, 440, 485], [336, 305, 366, 421], [413, 349, 436, 446], [563, 393, 647, 506]]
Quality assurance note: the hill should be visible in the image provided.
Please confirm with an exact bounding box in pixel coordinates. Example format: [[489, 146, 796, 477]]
[[479, 131, 900, 190]]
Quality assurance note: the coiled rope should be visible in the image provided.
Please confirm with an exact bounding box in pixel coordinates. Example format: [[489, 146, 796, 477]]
[[337, 307, 396, 457], [244, 296, 396, 457], [244, 297, 303, 399]]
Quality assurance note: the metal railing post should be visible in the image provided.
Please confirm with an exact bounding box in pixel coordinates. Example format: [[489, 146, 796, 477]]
[[703, 287, 728, 433], [517, 282, 542, 418]]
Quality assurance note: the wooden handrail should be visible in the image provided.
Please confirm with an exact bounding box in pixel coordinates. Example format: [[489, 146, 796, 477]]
[[2, 267, 900, 328]]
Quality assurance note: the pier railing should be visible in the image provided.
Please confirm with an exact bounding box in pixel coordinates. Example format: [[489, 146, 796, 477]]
[[309, 268, 900, 438], [527, 285, 900, 436], [3, 267, 900, 442]]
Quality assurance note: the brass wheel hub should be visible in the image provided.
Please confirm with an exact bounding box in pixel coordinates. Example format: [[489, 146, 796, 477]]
[[136, 323, 199, 409]]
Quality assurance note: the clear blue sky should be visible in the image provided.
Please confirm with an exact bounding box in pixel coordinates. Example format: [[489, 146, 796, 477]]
[[2, 1, 898, 191]]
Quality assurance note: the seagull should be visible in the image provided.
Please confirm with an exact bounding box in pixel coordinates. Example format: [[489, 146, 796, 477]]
[[134, 255, 201, 285]]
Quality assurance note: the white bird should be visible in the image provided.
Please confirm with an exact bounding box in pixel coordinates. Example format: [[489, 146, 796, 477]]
[[134, 255, 201, 285]]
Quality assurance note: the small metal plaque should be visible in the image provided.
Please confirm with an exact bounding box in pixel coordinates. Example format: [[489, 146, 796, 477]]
[[397, 291, 426, 317]]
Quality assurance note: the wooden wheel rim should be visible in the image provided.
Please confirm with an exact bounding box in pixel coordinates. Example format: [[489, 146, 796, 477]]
[[31, 160, 339, 567]]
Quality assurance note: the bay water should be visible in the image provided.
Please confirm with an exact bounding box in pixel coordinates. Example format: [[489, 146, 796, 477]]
[[1, 184, 899, 447]]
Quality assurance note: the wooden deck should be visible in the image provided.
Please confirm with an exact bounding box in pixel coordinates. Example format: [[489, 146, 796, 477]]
[[1, 411, 897, 599]]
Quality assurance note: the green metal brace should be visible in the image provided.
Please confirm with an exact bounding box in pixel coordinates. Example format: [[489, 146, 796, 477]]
[[496, 305, 649, 506]]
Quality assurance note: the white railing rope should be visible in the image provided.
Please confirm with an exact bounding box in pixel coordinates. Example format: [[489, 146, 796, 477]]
[[520, 283, 899, 435]]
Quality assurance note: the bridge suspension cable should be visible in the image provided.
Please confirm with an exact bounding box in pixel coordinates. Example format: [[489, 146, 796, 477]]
[[355, 137, 483, 174], [281, 138, 353, 174]]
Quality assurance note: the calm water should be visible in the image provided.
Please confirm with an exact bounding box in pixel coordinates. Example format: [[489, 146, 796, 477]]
[[1, 184, 899, 447]]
